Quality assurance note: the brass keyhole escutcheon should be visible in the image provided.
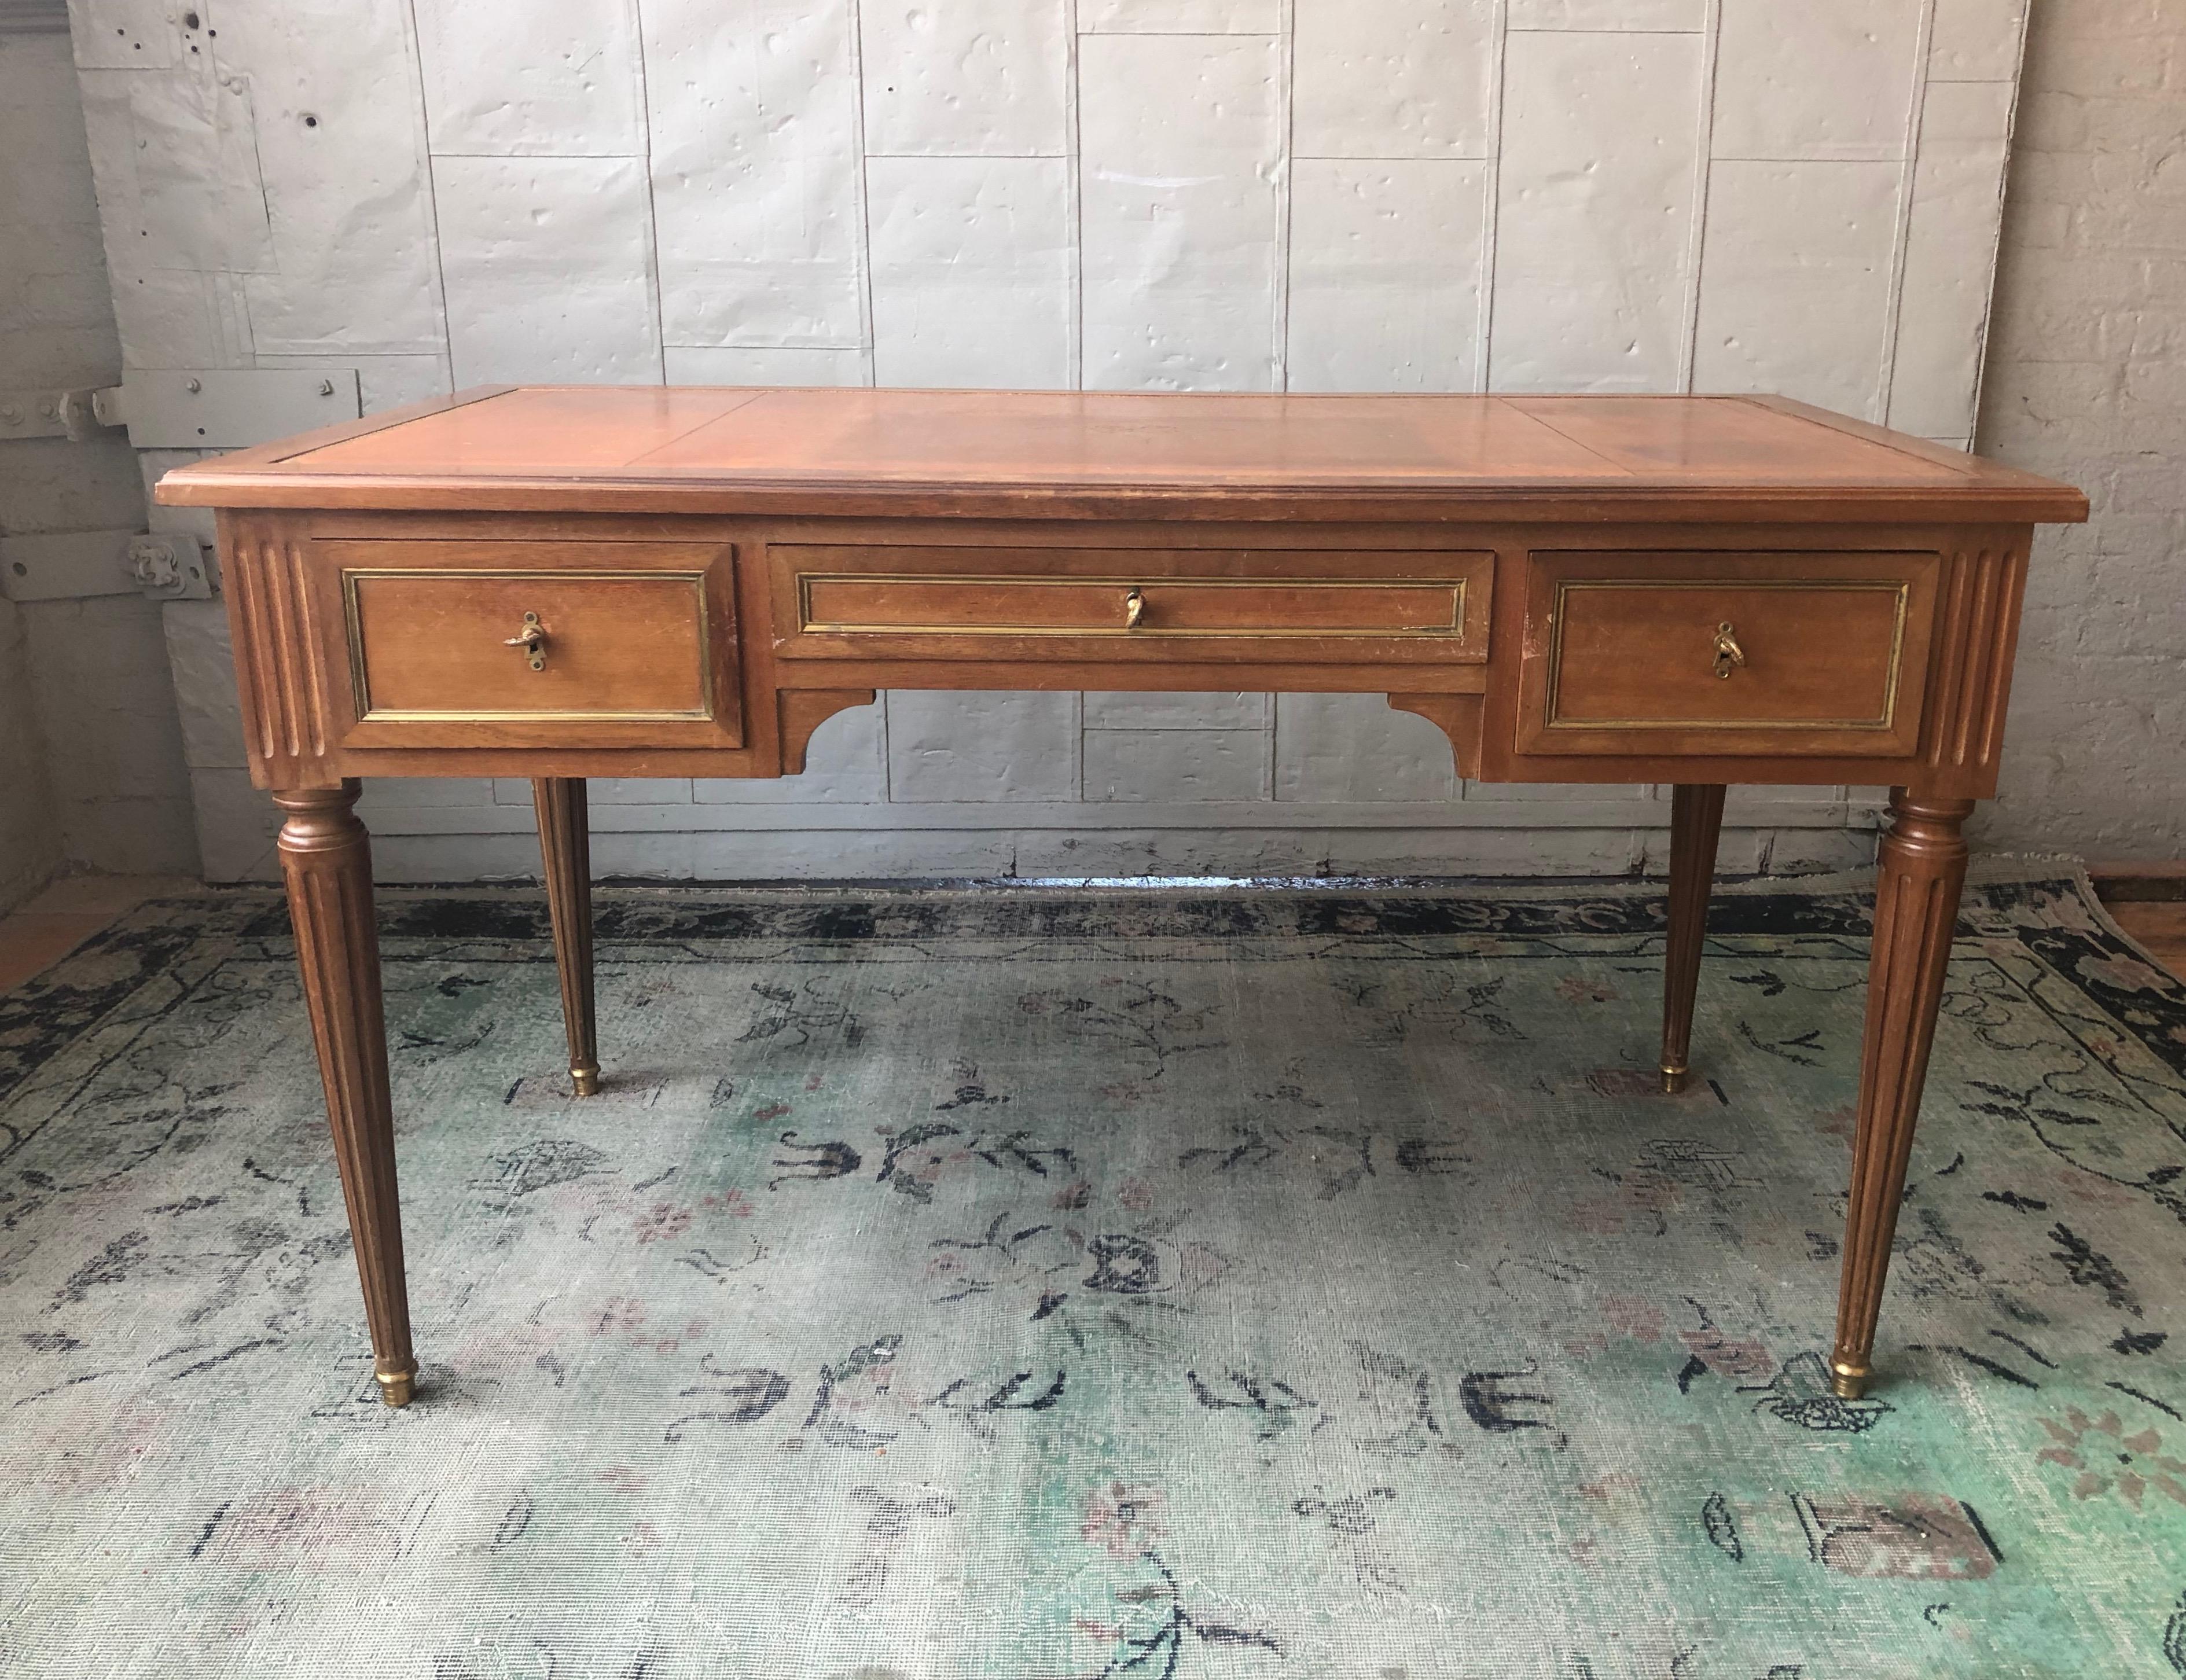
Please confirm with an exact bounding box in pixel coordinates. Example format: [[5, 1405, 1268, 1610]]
[[1712, 620, 1746, 680], [1123, 586, 1145, 630], [505, 611, 546, 670]]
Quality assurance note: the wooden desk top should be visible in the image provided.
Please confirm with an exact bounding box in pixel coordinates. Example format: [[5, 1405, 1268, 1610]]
[[157, 387, 2087, 525]]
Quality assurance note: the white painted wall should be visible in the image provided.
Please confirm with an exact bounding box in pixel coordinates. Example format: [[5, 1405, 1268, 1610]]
[[65, 0, 2036, 883], [1, 16, 199, 905]]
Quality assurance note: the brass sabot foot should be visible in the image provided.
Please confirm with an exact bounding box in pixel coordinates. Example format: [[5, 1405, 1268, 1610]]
[[1828, 1357, 1871, 1400], [1660, 1063, 1689, 1094], [571, 1064, 600, 1098], [375, 1362, 418, 1407]]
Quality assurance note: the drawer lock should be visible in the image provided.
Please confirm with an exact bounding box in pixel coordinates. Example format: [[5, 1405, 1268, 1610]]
[[1123, 586, 1145, 630], [1712, 620, 1746, 680], [504, 611, 548, 671]]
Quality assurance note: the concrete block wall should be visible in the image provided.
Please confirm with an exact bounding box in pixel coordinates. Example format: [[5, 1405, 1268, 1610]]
[[1, 17, 198, 905], [1974, 0, 2186, 863], [68, 0, 2035, 882], [0, 596, 61, 912]]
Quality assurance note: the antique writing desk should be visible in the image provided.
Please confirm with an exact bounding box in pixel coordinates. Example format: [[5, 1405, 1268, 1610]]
[[156, 387, 2087, 1410]]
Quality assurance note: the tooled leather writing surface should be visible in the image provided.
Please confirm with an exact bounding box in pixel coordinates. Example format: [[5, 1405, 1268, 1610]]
[[157, 387, 2086, 523]]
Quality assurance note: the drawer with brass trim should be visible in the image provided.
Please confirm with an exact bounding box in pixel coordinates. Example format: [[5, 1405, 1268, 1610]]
[[322, 539, 743, 749], [770, 543, 1494, 664], [1516, 550, 1941, 757]]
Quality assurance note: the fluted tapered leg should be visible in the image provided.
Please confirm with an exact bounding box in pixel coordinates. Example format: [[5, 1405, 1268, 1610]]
[[1829, 789, 1974, 1399], [275, 781, 417, 1407], [532, 777, 599, 1098], [1660, 784, 1726, 1094]]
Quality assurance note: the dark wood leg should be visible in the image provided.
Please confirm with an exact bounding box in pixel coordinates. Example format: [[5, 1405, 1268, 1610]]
[[274, 781, 417, 1407], [1660, 783, 1726, 1094], [1829, 789, 1973, 1399], [532, 777, 600, 1098]]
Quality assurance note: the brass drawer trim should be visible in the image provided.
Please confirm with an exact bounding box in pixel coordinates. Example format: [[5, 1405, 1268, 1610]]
[[796, 572, 1469, 639], [342, 567, 716, 723], [1544, 578, 1912, 732]]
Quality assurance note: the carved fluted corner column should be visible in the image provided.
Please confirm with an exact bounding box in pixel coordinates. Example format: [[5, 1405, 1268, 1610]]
[[532, 777, 600, 1098], [1660, 784, 1726, 1094], [274, 781, 418, 1407], [1829, 789, 1975, 1400]]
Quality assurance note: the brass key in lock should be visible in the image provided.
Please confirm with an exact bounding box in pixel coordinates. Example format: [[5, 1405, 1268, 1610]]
[[504, 611, 547, 670], [1712, 620, 1746, 680]]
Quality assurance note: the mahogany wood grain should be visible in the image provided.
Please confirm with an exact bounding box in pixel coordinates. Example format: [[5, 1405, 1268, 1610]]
[[1659, 785, 1726, 1094], [352, 573, 708, 715], [323, 536, 744, 753], [1479, 538, 2017, 796], [156, 388, 2090, 1410], [1516, 550, 1938, 759], [1551, 583, 1903, 727], [532, 778, 599, 1099], [778, 660, 1489, 697], [800, 574, 1471, 636], [1830, 790, 1975, 1400], [274, 783, 416, 1407], [774, 543, 1493, 667]]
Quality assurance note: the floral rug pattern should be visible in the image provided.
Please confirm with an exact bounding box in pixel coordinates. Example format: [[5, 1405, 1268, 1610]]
[[1, 869, 2183, 1678]]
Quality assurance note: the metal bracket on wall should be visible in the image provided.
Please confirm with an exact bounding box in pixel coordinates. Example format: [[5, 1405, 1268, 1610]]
[[0, 387, 122, 443], [101, 370, 361, 449], [0, 530, 216, 602], [128, 534, 218, 600]]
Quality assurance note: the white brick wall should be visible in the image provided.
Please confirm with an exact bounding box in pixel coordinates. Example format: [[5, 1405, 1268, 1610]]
[[1972, 0, 2186, 862], [60, 0, 2041, 881]]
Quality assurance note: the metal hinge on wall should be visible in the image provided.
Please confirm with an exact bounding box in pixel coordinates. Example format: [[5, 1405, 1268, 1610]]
[[0, 387, 122, 443], [3, 370, 368, 600], [98, 370, 361, 448], [0, 530, 217, 602], [3, 372, 363, 449]]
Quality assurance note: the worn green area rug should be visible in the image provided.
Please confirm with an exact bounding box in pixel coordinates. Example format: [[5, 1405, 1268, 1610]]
[[2, 869, 2184, 1678]]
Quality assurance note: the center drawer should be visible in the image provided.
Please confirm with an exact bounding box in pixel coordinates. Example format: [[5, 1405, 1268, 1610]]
[[770, 544, 1493, 664]]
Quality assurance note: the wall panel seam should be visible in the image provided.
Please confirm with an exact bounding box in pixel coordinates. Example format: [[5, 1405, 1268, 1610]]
[[630, 0, 667, 388], [1063, 0, 1085, 391], [1679, 0, 1724, 393], [1273, 0, 1295, 393], [1878, 0, 1942, 424], [1965, 0, 2036, 448], [849, 0, 879, 385], [1476, 0, 1509, 394]]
